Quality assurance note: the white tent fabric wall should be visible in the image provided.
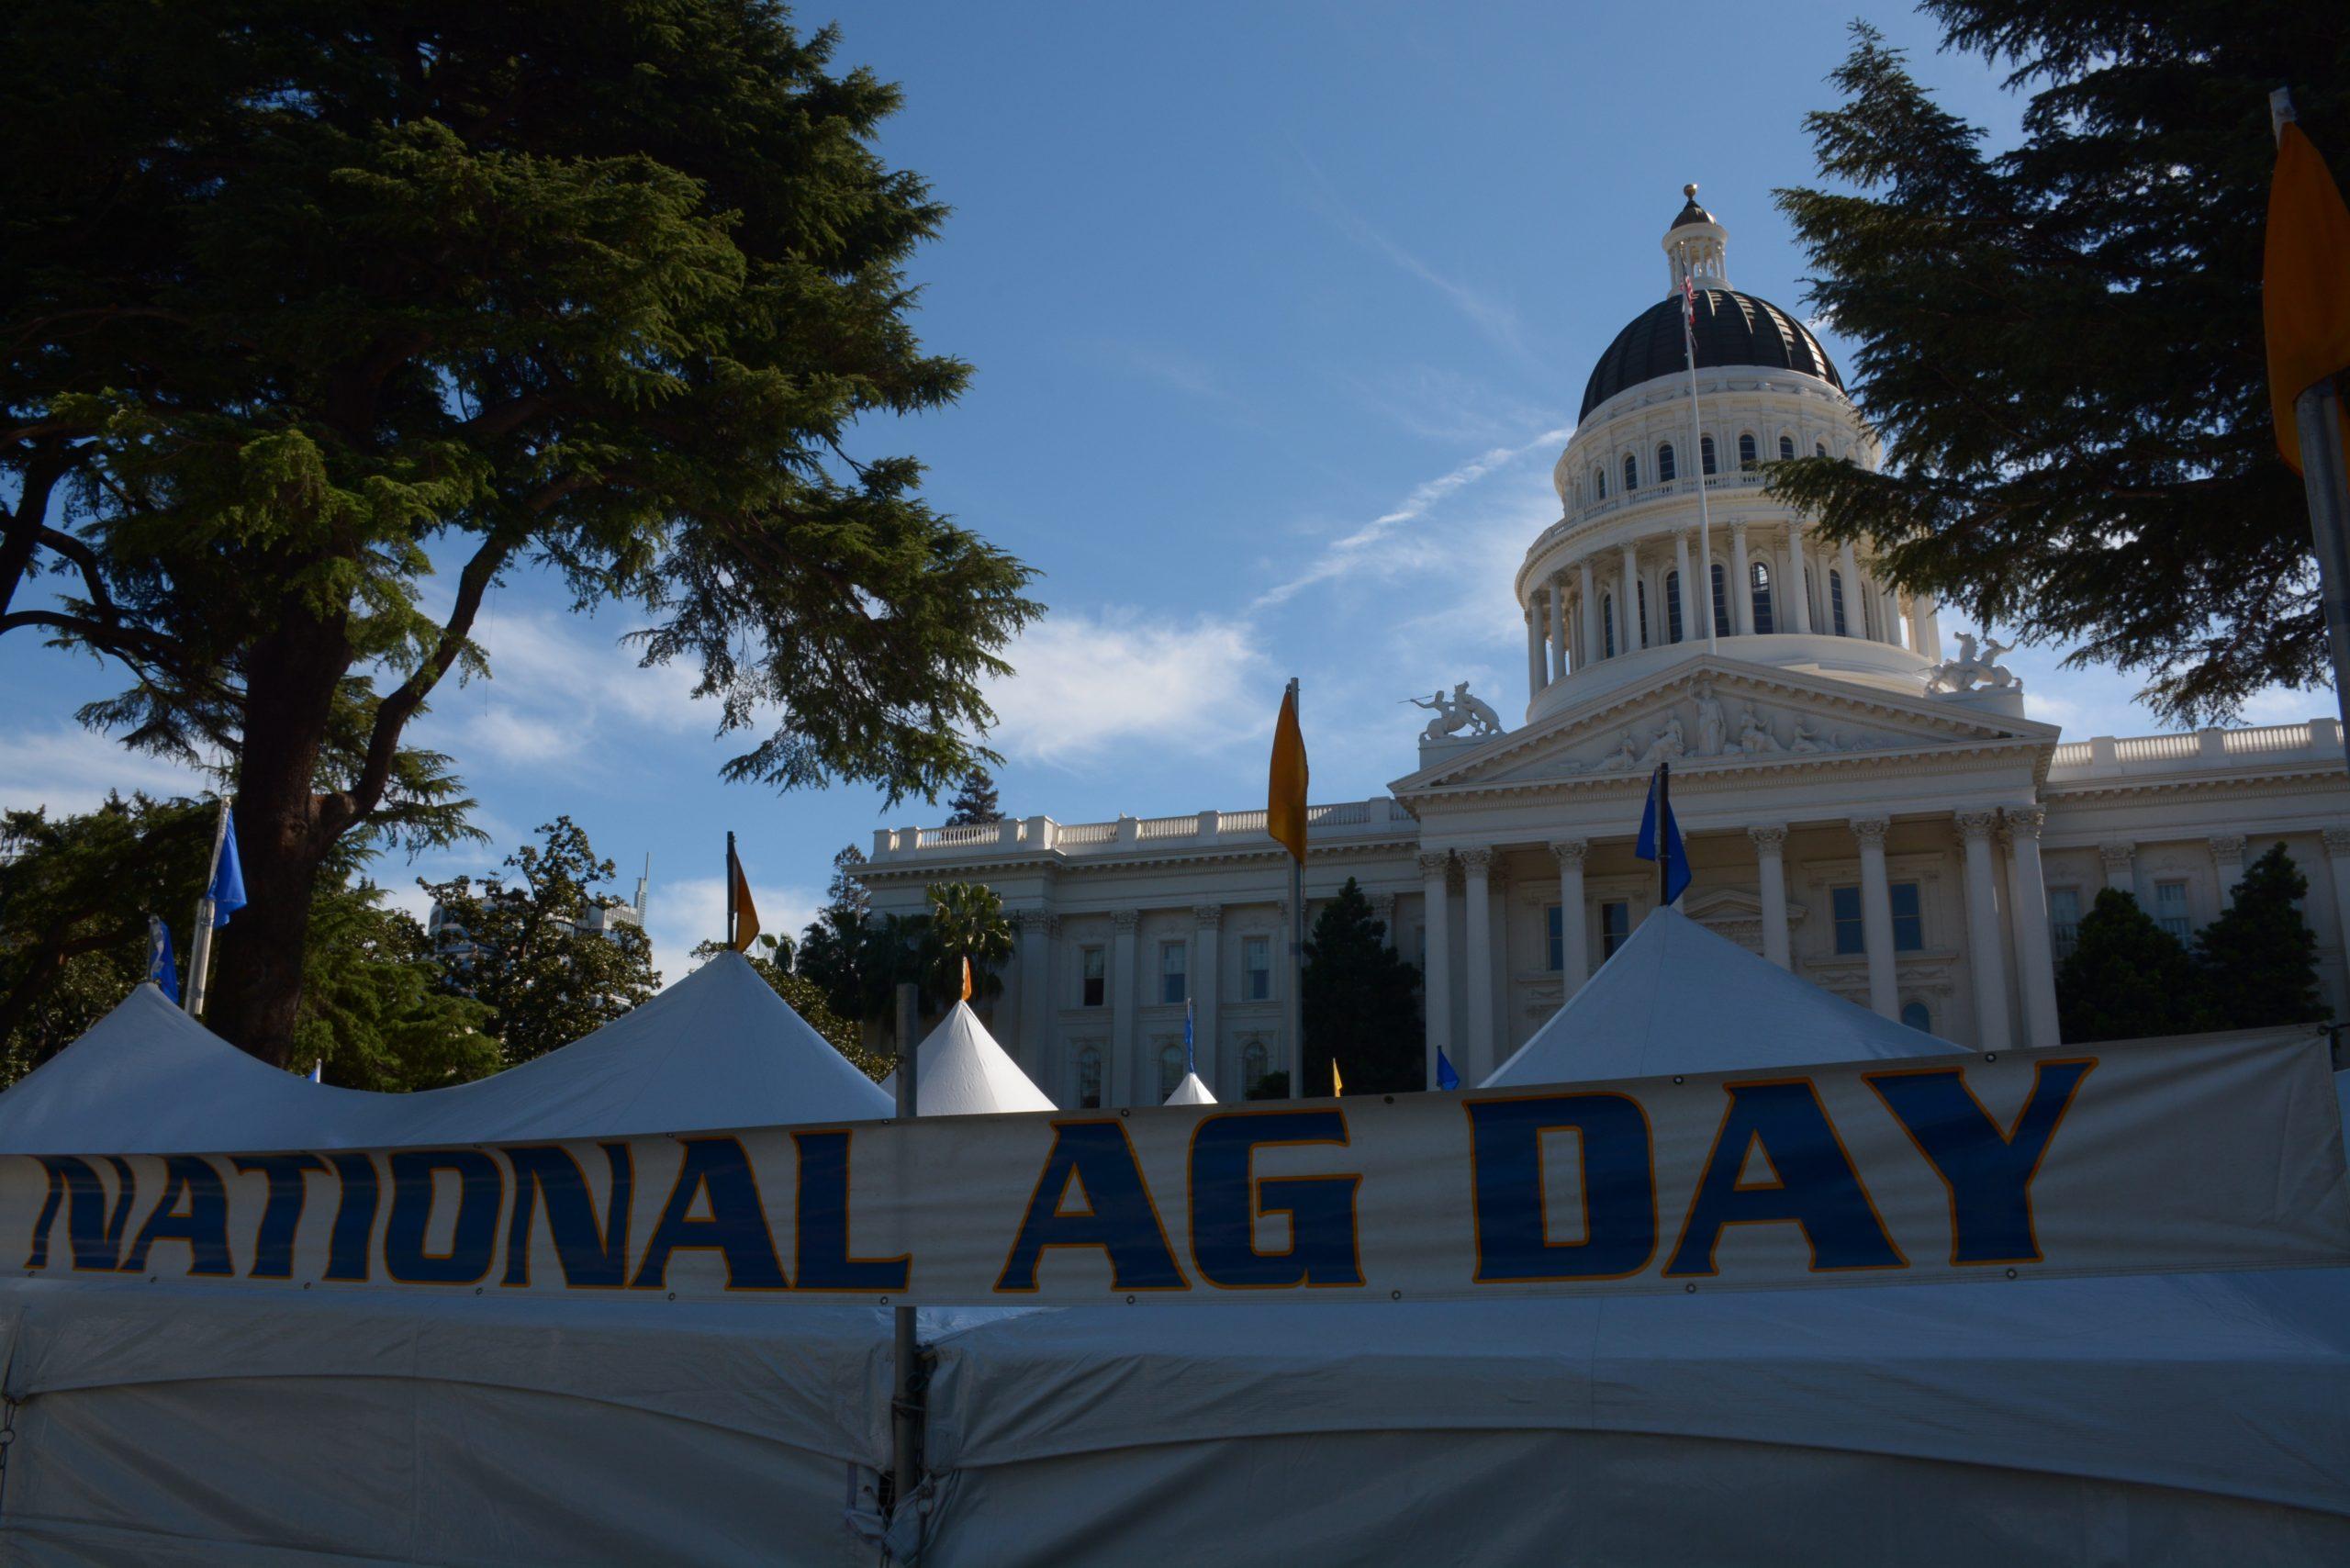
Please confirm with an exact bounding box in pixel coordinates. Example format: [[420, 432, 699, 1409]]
[[0, 953, 890, 1154], [880, 1002, 1054, 1116], [1163, 1071, 1214, 1105]]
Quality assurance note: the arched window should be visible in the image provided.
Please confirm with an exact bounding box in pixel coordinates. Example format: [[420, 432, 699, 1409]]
[[1751, 561, 1775, 635], [1602, 593, 1617, 658], [1738, 431, 1759, 470], [1899, 1001, 1931, 1035], [1666, 570, 1684, 643], [1636, 581, 1650, 647], [1815, 440, 1828, 458], [1075, 1045, 1103, 1110], [1778, 434, 1796, 462], [1241, 1038, 1270, 1095], [1622, 453, 1638, 492], [1158, 1044, 1185, 1101], [1593, 465, 1606, 499], [1830, 568, 1848, 635], [1700, 435, 1718, 476], [1656, 442, 1676, 483], [1709, 562, 1732, 638]]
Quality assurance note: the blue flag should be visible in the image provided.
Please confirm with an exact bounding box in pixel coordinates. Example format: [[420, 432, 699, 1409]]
[[145, 916, 180, 1003], [1635, 762, 1692, 905], [209, 810, 248, 927], [308, 1060, 323, 1084], [1183, 997, 1196, 1076], [1437, 1048, 1460, 1091]]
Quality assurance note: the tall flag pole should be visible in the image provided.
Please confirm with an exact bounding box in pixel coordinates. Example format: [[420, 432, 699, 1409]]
[[184, 799, 244, 1018], [1679, 230, 1719, 653], [1183, 996, 1196, 1078], [1267, 678, 1309, 1101], [1636, 760, 1693, 909], [2266, 90, 2350, 776]]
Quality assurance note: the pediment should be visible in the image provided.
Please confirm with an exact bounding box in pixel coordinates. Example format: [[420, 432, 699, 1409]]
[[1392, 657, 2059, 796]]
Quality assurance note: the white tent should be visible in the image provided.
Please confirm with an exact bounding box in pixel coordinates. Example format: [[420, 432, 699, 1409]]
[[0, 952, 890, 1154], [1163, 1071, 1215, 1105], [1488, 905, 1962, 1085], [880, 1001, 1055, 1115]]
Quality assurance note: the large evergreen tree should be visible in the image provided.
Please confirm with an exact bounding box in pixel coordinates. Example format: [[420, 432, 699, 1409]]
[[944, 768, 1003, 826], [1301, 878, 1424, 1094], [2193, 842, 2329, 1029], [2055, 889, 2201, 1042], [0, 1, 1037, 1064], [1770, 6, 2349, 723]]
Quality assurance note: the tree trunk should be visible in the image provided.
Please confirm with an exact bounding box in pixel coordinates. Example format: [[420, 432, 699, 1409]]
[[205, 612, 351, 1065]]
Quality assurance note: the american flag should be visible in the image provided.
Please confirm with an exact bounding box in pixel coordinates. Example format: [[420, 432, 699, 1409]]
[[1682, 273, 1697, 330]]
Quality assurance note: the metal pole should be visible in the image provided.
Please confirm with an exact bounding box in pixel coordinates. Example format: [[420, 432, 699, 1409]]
[[887, 980, 923, 1523], [184, 799, 230, 1018], [1684, 295, 1718, 651], [1285, 678, 1305, 1101], [2273, 89, 2350, 777]]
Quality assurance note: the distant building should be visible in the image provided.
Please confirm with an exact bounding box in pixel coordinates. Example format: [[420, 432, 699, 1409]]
[[860, 189, 2350, 1109]]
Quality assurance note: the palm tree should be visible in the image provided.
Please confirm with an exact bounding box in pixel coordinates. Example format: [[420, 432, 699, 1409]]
[[923, 881, 1013, 1008]]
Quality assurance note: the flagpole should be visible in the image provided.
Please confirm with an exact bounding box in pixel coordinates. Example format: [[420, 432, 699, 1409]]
[[1658, 761, 1673, 908], [1682, 275, 1718, 652], [1285, 678, 1304, 1102], [725, 831, 737, 949], [184, 798, 231, 1018]]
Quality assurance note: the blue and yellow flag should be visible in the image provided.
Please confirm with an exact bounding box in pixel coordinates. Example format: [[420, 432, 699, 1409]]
[[1636, 761, 1692, 905], [208, 811, 247, 927]]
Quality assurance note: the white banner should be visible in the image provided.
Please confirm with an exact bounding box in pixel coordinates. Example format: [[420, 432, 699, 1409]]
[[17, 1034, 2348, 1306]]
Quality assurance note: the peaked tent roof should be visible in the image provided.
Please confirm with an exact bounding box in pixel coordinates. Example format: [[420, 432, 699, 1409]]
[[0, 953, 891, 1154], [1486, 906, 1962, 1087], [883, 1002, 1056, 1116], [1164, 1072, 1216, 1106]]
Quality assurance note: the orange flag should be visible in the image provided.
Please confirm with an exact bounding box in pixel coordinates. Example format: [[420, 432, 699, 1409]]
[[1267, 680, 1308, 863], [960, 955, 974, 1002], [726, 834, 761, 952], [2264, 121, 2350, 475]]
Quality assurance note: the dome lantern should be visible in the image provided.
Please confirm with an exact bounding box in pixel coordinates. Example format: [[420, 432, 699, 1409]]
[[1663, 183, 1729, 295]]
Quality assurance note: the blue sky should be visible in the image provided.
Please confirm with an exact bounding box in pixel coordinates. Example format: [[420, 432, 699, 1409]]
[[0, 0, 2327, 976]]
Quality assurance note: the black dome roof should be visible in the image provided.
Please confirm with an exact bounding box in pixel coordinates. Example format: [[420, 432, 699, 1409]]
[[1578, 289, 1841, 420]]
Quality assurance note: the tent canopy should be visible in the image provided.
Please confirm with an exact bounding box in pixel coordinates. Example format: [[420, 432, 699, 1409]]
[[881, 1002, 1054, 1115], [0, 953, 890, 1154], [1487, 905, 1964, 1086], [1163, 1071, 1215, 1105]]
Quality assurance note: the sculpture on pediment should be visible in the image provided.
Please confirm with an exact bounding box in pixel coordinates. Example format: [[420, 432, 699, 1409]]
[[1729, 701, 1782, 755], [1639, 714, 1686, 768], [1597, 727, 1642, 771], [1788, 715, 1839, 754], [1693, 682, 1726, 756], [1407, 681, 1505, 742], [1926, 631, 2021, 695]]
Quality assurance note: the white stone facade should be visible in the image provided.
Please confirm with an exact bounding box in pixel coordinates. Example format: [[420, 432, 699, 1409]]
[[859, 195, 2350, 1108]]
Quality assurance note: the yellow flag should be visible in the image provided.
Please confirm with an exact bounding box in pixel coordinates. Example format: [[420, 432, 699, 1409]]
[[1267, 681, 1308, 863], [1331, 1059, 1345, 1097], [727, 838, 761, 953], [960, 955, 974, 1002], [2265, 121, 2350, 475]]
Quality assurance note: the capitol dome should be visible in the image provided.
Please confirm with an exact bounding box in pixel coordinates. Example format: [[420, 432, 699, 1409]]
[[1579, 289, 1842, 421]]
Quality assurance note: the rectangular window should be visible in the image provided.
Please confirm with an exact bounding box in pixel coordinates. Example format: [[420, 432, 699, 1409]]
[[1889, 880, 1923, 952], [1080, 946, 1105, 1008], [1158, 940, 1187, 1005], [1242, 935, 1271, 1002], [2049, 888, 2082, 962], [1075, 1047, 1102, 1110], [1600, 901, 1631, 958], [1831, 885, 1864, 955], [2155, 879, 2190, 940], [1545, 904, 1563, 972]]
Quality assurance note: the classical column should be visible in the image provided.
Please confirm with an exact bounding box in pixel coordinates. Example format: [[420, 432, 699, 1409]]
[[1551, 840, 1590, 993], [1785, 523, 1813, 633], [1550, 579, 1569, 680], [1192, 905, 1223, 1091], [1525, 604, 1545, 700], [1956, 812, 2013, 1052], [1460, 848, 1495, 1081], [1836, 541, 1862, 636], [1579, 562, 1597, 667], [2002, 810, 2061, 1049], [1850, 817, 1899, 1019], [1730, 525, 1753, 636], [1418, 851, 1452, 1089], [1673, 531, 1694, 644], [1912, 592, 1943, 659], [1368, 890, 1398, 948], [1618, 544, 1640, 651], [2098, 842, 2138, 902], [1749, 824, 1791, 969], [1110, 909, 1140, 1106], [1879, 586, 1901, 648], [1016, 912, 1057, 1076], [2210, 834, 2248, 905]]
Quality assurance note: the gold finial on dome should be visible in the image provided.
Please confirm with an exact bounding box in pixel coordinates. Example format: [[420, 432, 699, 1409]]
[[1684, 183, 1698, 199]]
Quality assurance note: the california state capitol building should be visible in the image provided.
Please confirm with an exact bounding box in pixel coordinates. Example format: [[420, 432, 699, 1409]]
[[859, 188, 2350, 1109]]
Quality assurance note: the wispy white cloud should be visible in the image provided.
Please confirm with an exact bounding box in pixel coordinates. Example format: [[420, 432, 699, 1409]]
[[647, 874, 821, 980], [0, 724, 218, 816], [416, 604, 705, 774], [983, 608, 1270, 768], [1085, 338, 1226, 402]]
